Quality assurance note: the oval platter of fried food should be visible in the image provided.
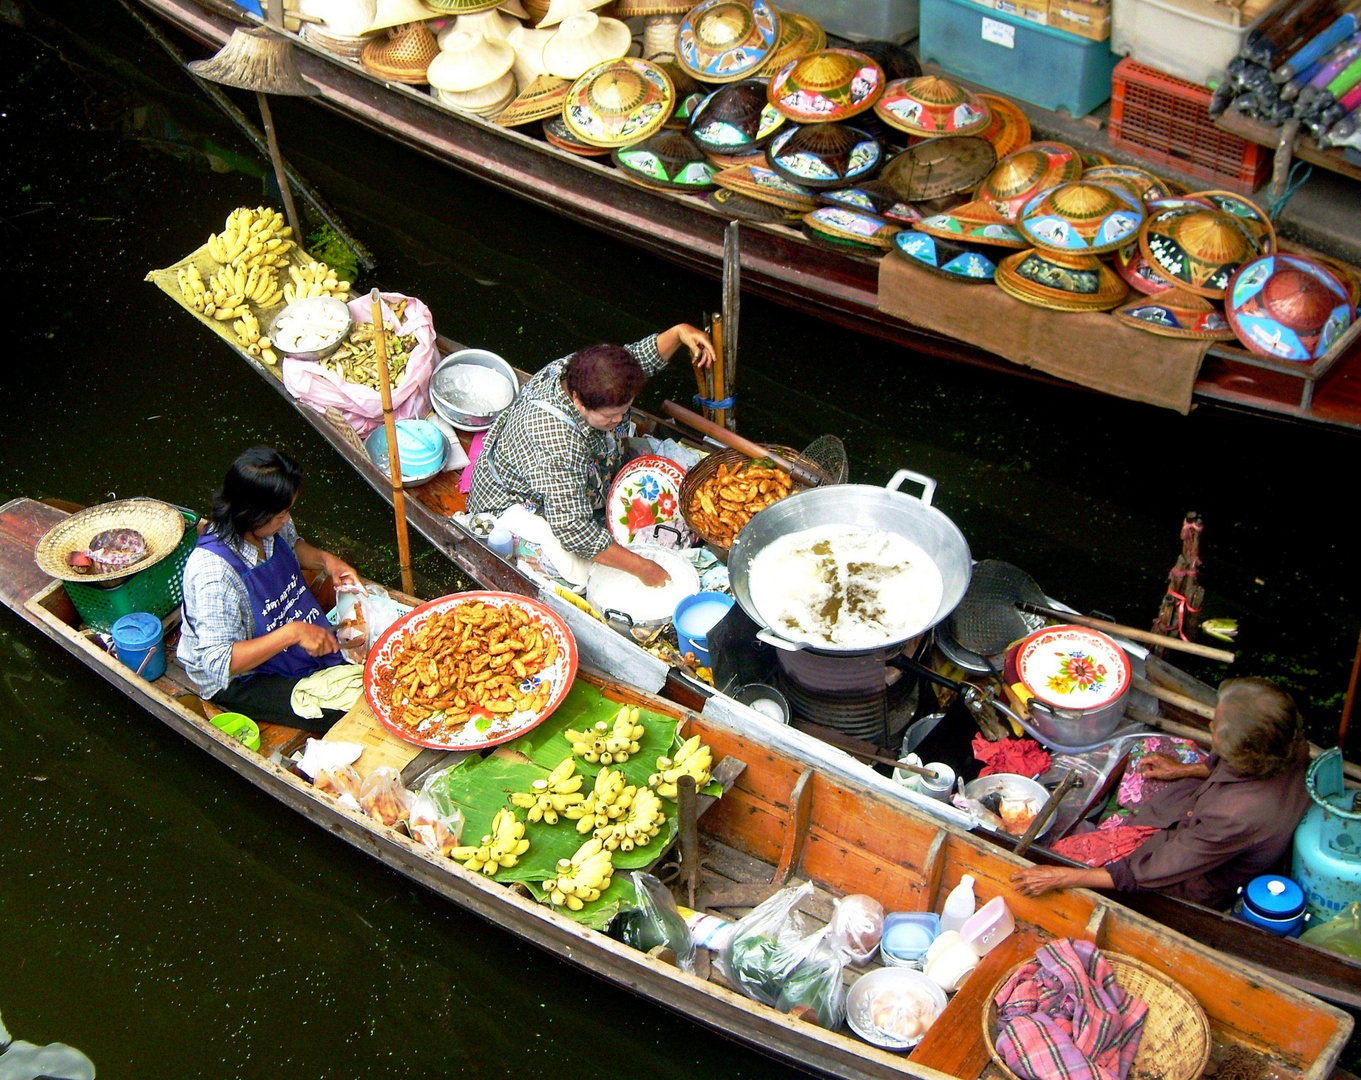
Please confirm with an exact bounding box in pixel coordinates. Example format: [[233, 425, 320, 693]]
[[365, 591, 579, 750]]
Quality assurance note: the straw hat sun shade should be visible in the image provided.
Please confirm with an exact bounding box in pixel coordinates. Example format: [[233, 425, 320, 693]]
[[873, 75, 989, 137], [428, 29, 515, 89], [508, 25, 557, 85], [495, 72, 570, 124], [35, 500, 186, 584], [362, 20, 441, 81], [563, 57, 675, 147], [1114, 288, 1237, 340], [1018, 180, 1145, 256], [366, 0, 439, 31], [974, 140, 1083, 222], [765, 122, 882, 190], [767, 49, 885, 124], [300, 0, 378, 38], [676, 0, 778, 83], [441, 8, 520, 44], [536, 0, 608, 27], [542, 12, 631, 79], [188, 26, 319, 95]]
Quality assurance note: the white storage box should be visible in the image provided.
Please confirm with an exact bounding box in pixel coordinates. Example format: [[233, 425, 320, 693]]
[[775, 0, 921, 41], [1111, 0, 1276, 86]]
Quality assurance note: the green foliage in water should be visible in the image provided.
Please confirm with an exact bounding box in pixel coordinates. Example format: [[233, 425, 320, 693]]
[[306, 223, 361, 284]]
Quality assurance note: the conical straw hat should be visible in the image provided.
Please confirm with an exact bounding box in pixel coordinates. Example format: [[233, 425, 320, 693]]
[[1114, 288, 1236, 340], [35, 500, 187, 583], [537, 0, 609, 27], [361, 21, 440, 81], [367, 0, 439, 30], [495, 73, 570, 124], [562, 56, 674, 147], [301, 0, 377, 37], [509, 24, 556, 83], [542, 12, 631, 78], [428, 29, 515, 88], [188, 27, 318, 95], [435, 70, 518, 112], [444, 9, 519, 42]]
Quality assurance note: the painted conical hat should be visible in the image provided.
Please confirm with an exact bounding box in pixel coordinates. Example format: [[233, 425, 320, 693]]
[[757, 11, 825, 77], [872, 75, 990, 137], [767, 49, 885, 123], [977, 94, 1029, 160], [688, 79, 784, 153], [613, 129, 716, 189], [803, 205, 900, 248], [1225, 254, 1354, 360], [1314, 254, 1361, 308], [536, 0, 608, 26], [893, 230, 998, 282], [543, 113, 611, 154], [880, 135, 995, 201], [361, 21, 440, 81], [974, 141, 1082, 222], [995, 248, 1129, 312], [1019, 180, 1145, 256], [1139, 203, 1271, 298], [1194, 190, 1274, 244], [428, 30, 515, 89], [542, 12, 631, 78], [495, 72, 570, 123], [676, 0, 778, 83], [1113, 288, 1236, 340], [714, 163, 818, 209], [765, 122, 882, 190], [1114, 241, 1173, 296], [914, 202, 1027, 248], [820, 180, 921, 224], [1081, 163, 1171, 204], [367, 0, 439, 30], [854, 39, 920, 81], [563, 56, 675, 147], [707, 185, 803, 222]]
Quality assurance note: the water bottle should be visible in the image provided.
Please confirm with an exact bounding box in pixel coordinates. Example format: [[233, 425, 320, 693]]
[[940, 874, 977, 934]]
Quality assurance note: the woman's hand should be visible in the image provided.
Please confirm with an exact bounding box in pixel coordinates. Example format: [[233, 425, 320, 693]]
[[677, 323, 716, 369], [322, 552, 361, 587], [635, 559, 672, 588], [292, 621, 340, 657]]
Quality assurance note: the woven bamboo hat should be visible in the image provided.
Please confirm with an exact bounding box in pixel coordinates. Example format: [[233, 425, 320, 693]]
[[613, 129, 716, 188], [803, 205, 900, 249], [913, 201, 1027, 248], [564, 57, 675, 146], [820, 180, 921, 224], [614, 0, 689, 15], [1019, 180, 1145, 256], [767, 48, 885, 123], [542, 12, 631, 78], [302, 0, 379, 36], [974, 140, 1082, 222], [676, 0, 778, 83], [707, 185, 802, 222], [1139, 201, 1273, 298], [443, 9, 520, 43], [765, 122, 881, 190], [35, 500, 186, 584], [1082, 163, 1171, 204], [1114, 288, 1236, 340], [881, 135, 995, 201], [995, 248, 1129, 312], [366, 0, 439, 30], [495, 72, 570, 123], [1195, 190, 1275, 246], [362, 21, 441, 80], [188, 27, 318, 96], [536, 0, 608, 26], [977, 93, 1029, 159], [428, 30, 515, 88], [714, 163, 817, 209], [508, 24, 556, 84], [893, 230, 998, 282], [688, 79, 784, 154], [544, 113, 612, 153], [1114, 240, 1173, 295], [1225, 253, 1354, 360], [873, 75, 989, 137], [757, 11, 825, 77]]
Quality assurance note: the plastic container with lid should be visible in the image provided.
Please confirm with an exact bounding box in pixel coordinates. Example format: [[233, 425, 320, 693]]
[[1233, 875, 1309, 937], [880, 912, 941, 967], [960, 896, 1015, 955]]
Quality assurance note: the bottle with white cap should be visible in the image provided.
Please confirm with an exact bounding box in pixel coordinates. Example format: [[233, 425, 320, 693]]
[[939, 874, 977, 934]]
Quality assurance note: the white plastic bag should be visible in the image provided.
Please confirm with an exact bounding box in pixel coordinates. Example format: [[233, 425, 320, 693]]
[[408, 790, 465, 857], [718, 881, 814, 1007], [332, 584, 408, 664], [829, 894, 885, 963]]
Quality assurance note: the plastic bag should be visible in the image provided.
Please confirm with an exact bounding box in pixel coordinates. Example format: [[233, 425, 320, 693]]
[[718, 881, 814, 1007], [1301, 902, 1361, 959], [613, 873, 696, 972], [359, 766, 413, 827], [776, 928, 847, 1029], [829, 894, 885, 963], [313, 764, 363, 811], [408, 790, 465, 857], [332, 584, 408, 664]]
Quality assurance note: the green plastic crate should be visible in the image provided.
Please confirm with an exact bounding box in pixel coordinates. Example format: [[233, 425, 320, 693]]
[[64, 510, 200, 632]]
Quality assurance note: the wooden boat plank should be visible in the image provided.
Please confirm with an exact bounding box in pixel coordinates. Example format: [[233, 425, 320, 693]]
[[0, 498, 69, 612]]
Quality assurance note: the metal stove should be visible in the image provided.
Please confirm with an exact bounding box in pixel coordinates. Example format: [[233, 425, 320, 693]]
[[775, 639, 923, 747]]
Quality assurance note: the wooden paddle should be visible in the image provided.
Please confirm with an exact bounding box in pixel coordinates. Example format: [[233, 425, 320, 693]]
[[1017, 602, 1236, 663], [371, 289, 415, 596], [661, 400, 824, 487]]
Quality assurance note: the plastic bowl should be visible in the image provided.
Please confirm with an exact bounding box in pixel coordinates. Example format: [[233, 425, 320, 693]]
[[268, 296, 352, 361], [210, 711, 262, 752], [430, 348, 519, 431], [364, 420, 448, 486], [880, 911, 940, 966], [846, 967, 948, 1050]]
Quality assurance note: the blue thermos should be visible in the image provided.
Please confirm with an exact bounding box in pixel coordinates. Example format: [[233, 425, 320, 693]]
[[1232, 875, 1308, 937]]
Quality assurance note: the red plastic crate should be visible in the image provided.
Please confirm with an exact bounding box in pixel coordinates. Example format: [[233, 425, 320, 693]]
[[1109, 58, 1271, 194]]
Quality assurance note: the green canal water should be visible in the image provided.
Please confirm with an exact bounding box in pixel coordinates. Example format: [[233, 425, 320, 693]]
[[2, 0, 1358, 1073]]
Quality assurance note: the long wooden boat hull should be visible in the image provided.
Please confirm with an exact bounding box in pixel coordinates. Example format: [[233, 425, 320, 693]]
[[2, 496, 1352, 1080]]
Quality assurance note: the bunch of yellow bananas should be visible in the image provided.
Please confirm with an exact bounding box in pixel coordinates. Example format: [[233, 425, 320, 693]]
[[284, 260, 352, 305], [206, 205, 293, 272], [649, 735, 713, 799], [177, 264, 210, 313], [231, 311, 279, 367], [450, 807, 530, 876], [565, 767, 634, 834], [543, 838, 614, 911], [564, 705, 645, 765], [594, 783, 664, 852], [509, 758, 584, 825]]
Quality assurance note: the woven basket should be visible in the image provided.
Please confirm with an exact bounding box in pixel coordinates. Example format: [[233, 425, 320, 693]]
[[361, 23, 440, 83], [35, 499, 187, 584], [983, 951, 1212, 1080]]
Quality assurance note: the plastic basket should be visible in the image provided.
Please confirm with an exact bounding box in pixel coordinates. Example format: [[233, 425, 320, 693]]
[[63, 509, 200, 632], [1109, 59, 1271, 194]]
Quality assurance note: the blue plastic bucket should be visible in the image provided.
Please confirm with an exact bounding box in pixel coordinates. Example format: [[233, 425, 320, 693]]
[[111, 612, 166, 681], [673, 591, 734, 665]]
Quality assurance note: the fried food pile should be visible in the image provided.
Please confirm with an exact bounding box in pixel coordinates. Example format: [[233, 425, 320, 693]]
[[375, 599, 558, 738], [687, 460, 794, 547]]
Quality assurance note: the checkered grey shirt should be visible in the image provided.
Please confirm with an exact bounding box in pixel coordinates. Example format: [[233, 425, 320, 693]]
[[467, 335, 666, 559], [176, 520, 300, 699]]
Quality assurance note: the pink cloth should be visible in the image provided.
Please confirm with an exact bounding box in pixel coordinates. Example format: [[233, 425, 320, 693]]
[[1051, 825, 1159, 867], [458, 430, 486, 495], [974, 734, 1052, 778]]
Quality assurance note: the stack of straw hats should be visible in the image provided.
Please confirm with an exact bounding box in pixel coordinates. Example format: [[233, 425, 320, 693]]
[[300, 0, 379, 58], [542, 11, 631, 79], [429, 29, 517, 114], [360, 0, 441, 82]]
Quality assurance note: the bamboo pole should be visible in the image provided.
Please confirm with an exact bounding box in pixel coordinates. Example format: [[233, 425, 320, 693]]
[[371, 289, 415, 595], [255, 92, 303, 243], [711, 313, 726, 429], [722, 221, 740, 432], [1339, 625, 1361, 750]]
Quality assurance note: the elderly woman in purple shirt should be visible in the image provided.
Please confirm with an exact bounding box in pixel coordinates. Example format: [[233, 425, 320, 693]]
[[1012, 677, 1310, 909]]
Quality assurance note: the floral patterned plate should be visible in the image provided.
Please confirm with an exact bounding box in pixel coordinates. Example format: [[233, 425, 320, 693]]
[[608, 454, 694, 548], [1015, 625, 1130, 711]]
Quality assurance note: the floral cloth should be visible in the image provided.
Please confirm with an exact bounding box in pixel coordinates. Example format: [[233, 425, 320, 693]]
[[1100, 736, 1208, 827], [1051, 825, 1159, 867]]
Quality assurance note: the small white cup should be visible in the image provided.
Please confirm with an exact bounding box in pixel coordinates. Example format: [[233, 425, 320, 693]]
[[924, 939, 980, 992]]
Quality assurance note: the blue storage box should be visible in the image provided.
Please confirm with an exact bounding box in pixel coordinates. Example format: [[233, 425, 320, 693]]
[[919, 0, 1118, 117]]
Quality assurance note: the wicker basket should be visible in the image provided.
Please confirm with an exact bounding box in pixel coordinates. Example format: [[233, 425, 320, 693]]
[[983, 950, 1212, 1080], [678, 445, 829, 561]]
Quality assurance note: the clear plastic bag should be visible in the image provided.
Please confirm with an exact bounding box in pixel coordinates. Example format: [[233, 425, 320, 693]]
[[408, 790, 465, 857], [1301, 902, 1361, 959], [718, 881, 814, 1007], [359, 766, 413, 827], [614, 872, 696, 972], [829, 894, 886, 963], [313, 764, 363, 811], [332, 584, 408, 664], [776, 928, 847, 1029]]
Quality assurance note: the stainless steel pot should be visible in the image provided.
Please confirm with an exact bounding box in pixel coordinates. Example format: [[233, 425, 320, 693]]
[[728, 468, 973, 655], [1004, 630, 1132, 746]]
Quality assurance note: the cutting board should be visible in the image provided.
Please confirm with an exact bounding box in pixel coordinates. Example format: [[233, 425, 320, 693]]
[[325, 698, 424, 778]]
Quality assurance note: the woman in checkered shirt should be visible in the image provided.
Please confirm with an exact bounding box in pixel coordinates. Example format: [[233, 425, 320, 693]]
[[468, 323, 713, 587]]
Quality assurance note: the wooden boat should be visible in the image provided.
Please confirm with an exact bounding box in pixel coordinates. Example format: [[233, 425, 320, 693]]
[[130, 0, 1361, 433], [1, 495, 1352, 1080]]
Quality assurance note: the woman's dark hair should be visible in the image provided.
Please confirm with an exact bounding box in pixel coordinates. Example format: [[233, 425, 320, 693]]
[[1215, 676, 1307, 778], [564, 345, 647, 411], [209, 446, 302, 544]]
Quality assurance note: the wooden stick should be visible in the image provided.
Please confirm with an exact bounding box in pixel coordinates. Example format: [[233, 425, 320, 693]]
[[1339, 625, 1361, 750], [256, 92, 302, 242], [661, 400, 823, 486], [1131, 674, 1216, 720], [712, 312, 726, 429], [1020, 602, 1236, 663], [371, 289, 415, 596], [722, 221, 740, 432], [1015, 770, 1079, 858]]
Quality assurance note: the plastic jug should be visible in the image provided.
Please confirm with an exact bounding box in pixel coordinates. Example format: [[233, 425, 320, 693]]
[[110, 612, 166, 681], [939, 874, 976, 933]]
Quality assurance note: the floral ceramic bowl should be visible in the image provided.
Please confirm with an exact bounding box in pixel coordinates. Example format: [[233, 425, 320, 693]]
[[608, 455, 694, 548]]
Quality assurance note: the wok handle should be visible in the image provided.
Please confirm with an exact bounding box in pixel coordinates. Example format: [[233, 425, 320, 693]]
[[886, 468, 938, 507], [757, 628, 806, 652]]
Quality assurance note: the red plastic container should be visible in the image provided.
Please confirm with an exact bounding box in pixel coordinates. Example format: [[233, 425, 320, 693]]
[[1108, 58, 1271, 194]]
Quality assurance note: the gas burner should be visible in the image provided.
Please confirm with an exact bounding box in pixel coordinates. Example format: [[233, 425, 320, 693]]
[[776, 643, 920, 746]]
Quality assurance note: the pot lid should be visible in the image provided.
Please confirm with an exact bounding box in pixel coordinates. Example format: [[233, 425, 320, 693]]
[[563, 56, 675, 146], [1015, 624, 1131, 710], [880, 135, 996, 201], [1139, 203, 1272, 299], [543, 113, 612, 154], [1225, 254, 1354, 361], [977, 93, 1029, 159], [1081, 163, 1172, 204], [893, 230, 997, 282], [914, 200, 1027, 249], [1113, 289, 1236, 340], [975, 141, 1082, 222], [803, 205, 900, 248], [542, 12, 631, 78], [367, 418, 448, 476], [586, 546, 700, 623], [361, 22, 440, 82], [872, 75, 990, 137], [613, 129, 716, 188], [713, 163, 818, 209], [688, 79, 785, 152], [995, 248, 1130, 312], [427, 30, 515, 90], [1019, 181, 1145, 256], [676, 0, 778, 83], [820, 180, 921, 223], [766, 123, 882, 189], [1243, 876, 1307, 919], [767, 48, 885, 123], [757, 10, 825, 77], [1114, 241, 1172, 295], [707, 185, 803, 222], [495, 72, 570, 124]]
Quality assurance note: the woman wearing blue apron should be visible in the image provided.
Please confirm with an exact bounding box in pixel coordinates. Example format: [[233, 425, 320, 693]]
[[467, 323, 714, 587], [178, 446, 362, 730]]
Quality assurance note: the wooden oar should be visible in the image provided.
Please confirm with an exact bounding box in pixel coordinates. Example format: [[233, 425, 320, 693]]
[[1014, 769, 1079, 858], [1017, 601, 1236, 663], [371, 289, 415, 596], [712, 313, 726, 430], [1131, 673, 1216, 720], [661, 400, 824, 487]]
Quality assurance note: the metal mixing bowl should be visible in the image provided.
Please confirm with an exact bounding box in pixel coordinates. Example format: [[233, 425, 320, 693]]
[[267, 296, 352, 361], [430, 349, 519, 431]]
